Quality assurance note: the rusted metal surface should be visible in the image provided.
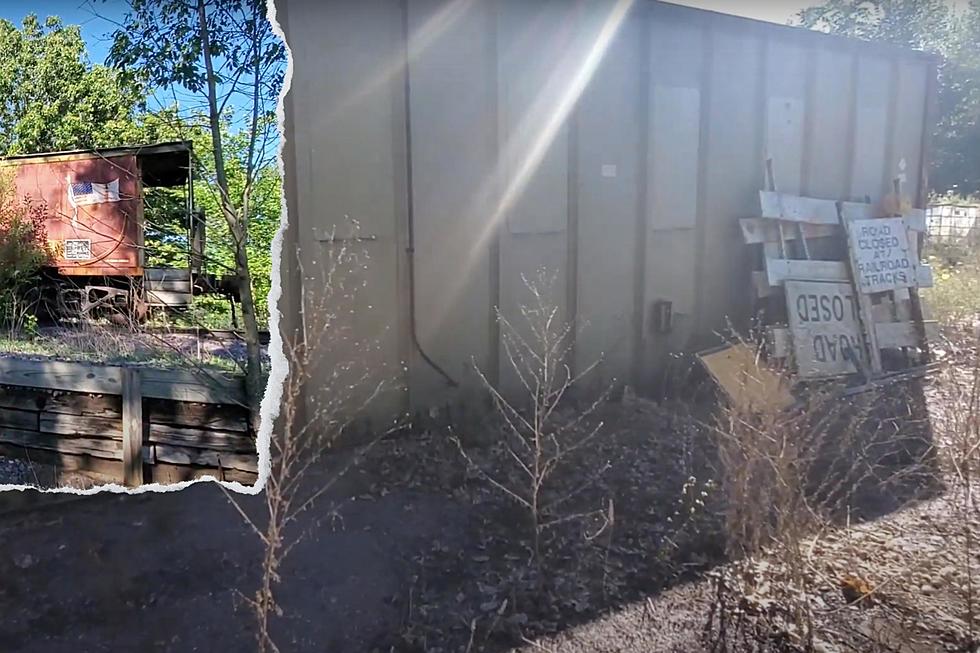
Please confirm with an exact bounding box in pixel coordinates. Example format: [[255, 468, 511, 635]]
[[2, 151, 143, 277]]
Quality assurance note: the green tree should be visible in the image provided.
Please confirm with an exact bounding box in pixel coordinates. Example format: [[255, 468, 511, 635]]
[[796, 0, 980, 196], [0, 14, 146, 154], [107, 0, 285, 429]]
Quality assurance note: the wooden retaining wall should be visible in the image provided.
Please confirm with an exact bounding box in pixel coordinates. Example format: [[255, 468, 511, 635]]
[[0, 358, 257, 487]]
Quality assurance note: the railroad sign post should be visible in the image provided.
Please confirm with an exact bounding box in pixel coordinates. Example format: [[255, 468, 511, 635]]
[[848, 217, 916, 293], [784, 280, 868, 378]]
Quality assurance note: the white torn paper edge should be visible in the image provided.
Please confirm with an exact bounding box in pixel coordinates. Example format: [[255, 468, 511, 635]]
[[0, 1, 291, 498]]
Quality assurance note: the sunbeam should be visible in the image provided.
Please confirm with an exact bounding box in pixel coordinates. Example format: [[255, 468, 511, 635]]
[[420, 0, 636, 358]]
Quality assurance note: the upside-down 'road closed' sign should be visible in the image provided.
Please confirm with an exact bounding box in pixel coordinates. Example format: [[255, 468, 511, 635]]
[[784, 280, 868, 378], [849, 217, 915, 293]]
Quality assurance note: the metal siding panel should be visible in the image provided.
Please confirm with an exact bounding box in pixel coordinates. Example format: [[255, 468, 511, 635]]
[[698, 28, 763, 342], [851, 55, 891, 201], [497, 0, 571, 235], [495, 0, 571, 395], [808, 47, 853, 200], [765, 38, 807, 194], [289, 0, 407, 419], [304, 0, 402, 239], [892, 60, 928, 201], [574, 10, 641, 384], [650, 85, 701, 230], [406, 0, 494, 406], [643, 13, 704, 370]]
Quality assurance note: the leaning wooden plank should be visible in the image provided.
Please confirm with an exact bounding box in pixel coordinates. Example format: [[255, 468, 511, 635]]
[[0, 427, 122, 460], [149, 443, 258, 473], [765, 258, 933, 288], [766, 258, 849, 285], [875, 321, 939, 349], [148, 424, 256, 453], [760, 191, 840, 224], [767, 326, 792, 359], [839, 203, 926, 229], [752, 271, 775, 298], [871, 300, 914, 324], [917, 264, 934, 288], [740, 218, 840, 245], [760, 192, 927, 231], [140, 367, 246, 405], [697, 343, 795, 413], [0, 407, 39, 431], [0, 358, 123, 394], [40, 412, 122, 438]]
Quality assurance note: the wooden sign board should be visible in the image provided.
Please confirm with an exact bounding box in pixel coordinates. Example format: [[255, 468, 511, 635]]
[[698, 342, 795, 413], [848, 217, 916, 293], [784, 280, 868, 378]]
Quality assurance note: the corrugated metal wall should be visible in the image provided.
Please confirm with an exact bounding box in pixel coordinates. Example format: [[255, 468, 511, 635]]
[[278, 0, 937, 421]]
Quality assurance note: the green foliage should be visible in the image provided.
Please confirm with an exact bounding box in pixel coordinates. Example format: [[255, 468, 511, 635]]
[[921, 252, 980, 327], [796, 1, 980, 197], [0, 172, 51, 333], [0, 15, 147, 154]]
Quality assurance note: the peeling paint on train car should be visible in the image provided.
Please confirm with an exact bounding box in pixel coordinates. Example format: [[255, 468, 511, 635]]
[[1, 151, 143, 277]]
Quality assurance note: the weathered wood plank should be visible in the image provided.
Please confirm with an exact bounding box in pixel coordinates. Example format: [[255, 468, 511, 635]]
[[148, 443, 258, 473], [148, 424, 255, 453], [740, 218, 840, 245], [146, 461, 257, 486], [122, 367, 144, 487], [0, 428, 122, 459], [0, 387, 47, 412], [0, 407, 39, 431], [760, 191, 840, 224], [46, 393, 121, 418], [766, 258, 850, 285], [0, 358, 245, 406], [765, 258, 933, 288], [0, 442, 121, 480], [146, 399, 247, 432], [768, 321, 939, 359], [0, 358, 122, 394], [40, 412, 121, 438], [140, 367, 246, 405], [876, 321, 939, 349], [760, 191, 927, 229]]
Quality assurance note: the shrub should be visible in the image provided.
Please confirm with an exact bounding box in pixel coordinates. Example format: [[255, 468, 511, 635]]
[[0, 173, 50, 334]]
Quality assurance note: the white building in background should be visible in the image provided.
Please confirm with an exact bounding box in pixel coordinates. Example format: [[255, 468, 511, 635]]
[[927, 201, 980, 243]]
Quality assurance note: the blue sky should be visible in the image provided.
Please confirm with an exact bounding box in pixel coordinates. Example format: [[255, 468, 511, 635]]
[[0, 0, 128, 65]]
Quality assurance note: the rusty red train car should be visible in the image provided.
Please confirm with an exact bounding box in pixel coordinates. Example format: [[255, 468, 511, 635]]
[[0, 141, 210, 321]]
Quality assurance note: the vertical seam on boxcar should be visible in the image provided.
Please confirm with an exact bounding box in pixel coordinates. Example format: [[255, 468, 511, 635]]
[[488, 0, 502, 391], [882, 57, 900, 198], [800, 45, 817, 197], [844, 43, 860, 202], [630, 2, 651, 391], [690, 16, 714, 346]]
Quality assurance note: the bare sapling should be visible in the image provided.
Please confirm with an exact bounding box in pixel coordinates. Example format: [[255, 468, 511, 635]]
[[225, 225, 401, 653], [454, 268, 613, 566]]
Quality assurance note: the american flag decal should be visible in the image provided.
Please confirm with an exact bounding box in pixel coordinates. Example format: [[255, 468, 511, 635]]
[[67, 178, 120, 206]]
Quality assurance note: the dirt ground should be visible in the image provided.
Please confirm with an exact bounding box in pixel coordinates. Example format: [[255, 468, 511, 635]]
[[0, 368, 968, 652]]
